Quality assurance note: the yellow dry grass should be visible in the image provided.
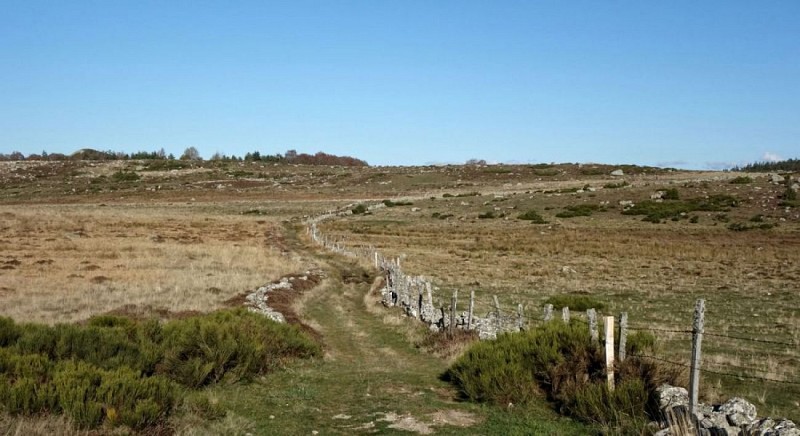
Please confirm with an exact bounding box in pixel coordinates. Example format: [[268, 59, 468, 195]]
[[0, 204, 303, 324]]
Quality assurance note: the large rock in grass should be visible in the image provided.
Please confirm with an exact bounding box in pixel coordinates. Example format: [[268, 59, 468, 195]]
[[611, 169, 625, 176], [657, 384, 689, 410]]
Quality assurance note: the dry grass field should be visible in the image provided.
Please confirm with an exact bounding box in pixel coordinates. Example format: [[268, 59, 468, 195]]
[[1, 159, 798, 429]]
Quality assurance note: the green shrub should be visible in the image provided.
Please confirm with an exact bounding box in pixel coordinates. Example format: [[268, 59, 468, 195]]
[[603, 181, 629, 189], [556, 204, 601, 218], [351, 204, 368, 215], [784, 186, 797, 202], [517, 210, 548, 224], [382, 199, 413, 207], [544, 295, 605, 312], [0, 317, 19, 346], [159, 309, 320, 387], [447, 321, 681, 433], [111, 171, 140, 182], [478, 211, 496, 219], [662, 188, 680, 200], [729, 176, 752, 184]]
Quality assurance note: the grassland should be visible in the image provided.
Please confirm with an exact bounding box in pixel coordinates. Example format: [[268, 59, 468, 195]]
[[1, 159, 798, 432]]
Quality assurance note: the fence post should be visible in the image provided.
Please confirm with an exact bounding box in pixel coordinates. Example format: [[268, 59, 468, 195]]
[[562, 306, 570, 323], [604, 316, 615, 391], [543, 304, 554, 321], [450, 290, 458, 335], [467, 290, 475, 330], [689, 299, 705, 415], [374, 251, 379, 269], [618, 312, 628, 362], [587, 309, 598, 344], [517, 304, 524, 331], [493, 295, 501, 331]]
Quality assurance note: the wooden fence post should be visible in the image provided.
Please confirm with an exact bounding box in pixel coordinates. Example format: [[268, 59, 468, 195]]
[[604, 316, 615, 391], [587, 309, 598, 344], [493, 295, 501, 331], [689, 299, 705, 415], [450, 290, 458, 335], [562, 307, 570, 323], [467, 290, 475, 330], [618, 312, 628, 362], [517, 304, 524, 331], [543, 304, 554, 321]]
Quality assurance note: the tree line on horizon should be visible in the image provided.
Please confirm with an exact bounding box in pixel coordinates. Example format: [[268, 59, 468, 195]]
[[0, 147, 369, 167], [731, 158, 800, 173]]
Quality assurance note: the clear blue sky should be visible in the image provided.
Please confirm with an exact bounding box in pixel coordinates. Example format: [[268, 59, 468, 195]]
[[1, 1, 798, 168]]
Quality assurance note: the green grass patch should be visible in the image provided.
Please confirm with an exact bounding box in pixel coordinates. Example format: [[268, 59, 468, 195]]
[[603, 181, 629, 189], [728, 222, 777, 231], [351, 204, 368, 214], [141, 160, 191, 171]]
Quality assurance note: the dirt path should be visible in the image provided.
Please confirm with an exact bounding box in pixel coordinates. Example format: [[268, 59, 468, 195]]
[[211, 224, 486, 435]]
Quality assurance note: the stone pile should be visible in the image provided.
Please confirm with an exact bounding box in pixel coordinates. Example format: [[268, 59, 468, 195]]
[[653, 384, 798, 436]]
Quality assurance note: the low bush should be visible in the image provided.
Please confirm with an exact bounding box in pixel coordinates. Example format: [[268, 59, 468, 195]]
[[556, 204, 601, 218], [517, 210, 548, 224], [382, 199, 413, 207], [662, 188, 680, 200], [351, 204, 368, 215], [729, 176, 753, 184], [0, 309, 320, 430], [478, 211, 497, 219], [110, 171, 140, 182], [728, 222, 777, 232], [544, 295, 605, 312], [603, 181, 629, 189], [447, 321, 682, 433], [623, 195, 739, 223]]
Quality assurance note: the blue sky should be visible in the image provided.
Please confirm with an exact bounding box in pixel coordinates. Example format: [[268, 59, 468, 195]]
[[1, 1, 798, 168]]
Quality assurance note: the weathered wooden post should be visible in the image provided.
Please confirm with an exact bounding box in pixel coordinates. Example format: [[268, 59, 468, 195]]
[[689, 299, 705, 415], [618, 312, 628, 362], [493, 295, 501, 331], [517, 304, 524, 331], [467, 290, 475, 330], [450, 290, 458, 335], [587, 309, 598, 344], [374, 251, 379, 268], [543, 304, 554, 321], [562, 306, 570, 323], [604, 316, 615, 391]]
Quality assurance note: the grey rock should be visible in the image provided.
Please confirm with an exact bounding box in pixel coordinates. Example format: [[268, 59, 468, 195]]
[[657, 384, 689, 410], [611, 169, 624, 176], [770, 173, 785, 183], [747, 418, 800, 436], [719, 397, 757, 427]]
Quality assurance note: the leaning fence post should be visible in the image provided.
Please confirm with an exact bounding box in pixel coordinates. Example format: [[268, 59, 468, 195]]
[[543, 304, 554, 321], [450, 290, 458, 335], [467, 290, 475, 330], [562, 306, 570, 323], [587, 309, 598, 344], [689, 299, 705, 415], [604, 316, 615, 391], [618, 312, 628, 362]]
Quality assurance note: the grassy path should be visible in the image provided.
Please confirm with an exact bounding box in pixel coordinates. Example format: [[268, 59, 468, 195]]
[[205, 225, 587, 435]]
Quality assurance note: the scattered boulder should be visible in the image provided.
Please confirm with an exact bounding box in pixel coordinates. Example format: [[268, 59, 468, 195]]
[[770, 173, 785, 183], [611, 169, 625, 176], [718, 397, 757, 427]]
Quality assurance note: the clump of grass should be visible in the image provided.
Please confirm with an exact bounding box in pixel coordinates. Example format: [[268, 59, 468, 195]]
[[517, 210, 548, 224], [729, 176, 753, 184], [556, 204, 601, 218], [662, 188, 680, 200], [478, 211, 498, 219], [544, 295, 605, 311], [431, 212, 453, 220]]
